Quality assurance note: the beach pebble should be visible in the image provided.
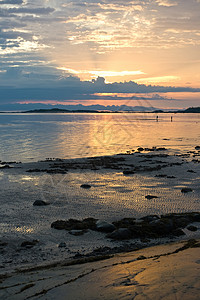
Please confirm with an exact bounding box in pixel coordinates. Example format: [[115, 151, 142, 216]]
[[80, 184, 91, 189], [58, 242, 67, 248], [33, 200, 49, 206], [21, 240, 39, 248], [96, 220, 116, 233], [187, 225, 198, 232], [123, 170, 135, 175], [145, 195, 158, 200], [181, 188, 193, 193]]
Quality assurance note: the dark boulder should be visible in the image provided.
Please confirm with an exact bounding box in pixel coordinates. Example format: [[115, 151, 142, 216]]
[[33, 200, 49, 206], [21, 240, 39, 248], [80, 184, 91, 189], [51, 218, 97, 231], [181, 188, 193, 193], [187, 225, 198, 232], [123, 170, 135, 175], [58, 242, 67, 248], [107, 228, 132, 240], [96, 220, 116, 233], [141, 215, 160, 223], [145, 195, 158, 200], [113, 218, 136, 228], [171, 228, 185, 236]]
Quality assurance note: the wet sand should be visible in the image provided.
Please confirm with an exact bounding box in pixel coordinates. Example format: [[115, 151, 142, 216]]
[[0, 239, 200, 300]]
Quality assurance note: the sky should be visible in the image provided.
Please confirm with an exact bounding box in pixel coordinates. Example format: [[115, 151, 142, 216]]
[[0, 0, 200, 110]]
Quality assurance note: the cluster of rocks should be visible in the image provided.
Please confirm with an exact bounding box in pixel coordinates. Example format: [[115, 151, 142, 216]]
[[16, 144, 199, 176], [51, 212, 200, 241], [136, 147, 167, 152]]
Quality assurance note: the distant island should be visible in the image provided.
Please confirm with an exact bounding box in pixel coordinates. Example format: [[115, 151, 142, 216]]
[[23, 106, 200, 114], [0, 106, 200, 114], [179, 107, 200, 113], [23, 108, 100, 113]]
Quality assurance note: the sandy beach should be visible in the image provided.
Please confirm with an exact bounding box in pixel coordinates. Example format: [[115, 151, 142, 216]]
[[0, 239, 200, 299]]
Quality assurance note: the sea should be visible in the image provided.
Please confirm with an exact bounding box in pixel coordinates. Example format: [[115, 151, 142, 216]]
[[0, 112, 200, 162]]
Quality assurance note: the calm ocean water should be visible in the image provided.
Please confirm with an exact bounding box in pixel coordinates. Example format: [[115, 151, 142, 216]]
[[0, 112, 200, 162]]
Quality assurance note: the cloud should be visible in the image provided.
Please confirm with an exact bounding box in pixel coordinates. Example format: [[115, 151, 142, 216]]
[[5, 7, 55, 15], [0, 0, 200, 105], [156, 0, 178, 7], [0, 72, 199, 103], [58, 67, 145, 78], [0, 0, 23, 4]]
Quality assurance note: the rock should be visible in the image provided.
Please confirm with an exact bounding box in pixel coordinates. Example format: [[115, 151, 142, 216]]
[[0, 165, 11, 169], [96, 220, 116, 233], [33, 200, 49, 206], [145, 195, 158, 200], [0, 241, 8, 247], [137, 255, 147, 260], [187, 225, 198, 232], [141, 215, 160, 222], [171, 228, 185, 236], [137, 147, 144, 151], [80, 184, 91, 189], [148, 218, 174, 236], [58, 242, 66, 248], [181, 188, 193, 193], [162, 212, 200, 224], [107, 228, 132, 240], [69, 230, 86, 236], [156, 147, 167, 151], [113, 218, 136, 228], [21, 240, 39, 248], [51, 218, 97, 231], [187, 170, 196, 173], [123, 170, 135, 175], [51, 220, 66, 230], [195, 146, 200, 150]]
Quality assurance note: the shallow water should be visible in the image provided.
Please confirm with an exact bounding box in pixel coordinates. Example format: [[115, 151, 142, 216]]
[[0, 112, 200, 162], [0, 112, 200, 269]]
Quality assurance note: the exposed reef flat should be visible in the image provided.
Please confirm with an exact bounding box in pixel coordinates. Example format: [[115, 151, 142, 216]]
[[1, 145, 200, 175]]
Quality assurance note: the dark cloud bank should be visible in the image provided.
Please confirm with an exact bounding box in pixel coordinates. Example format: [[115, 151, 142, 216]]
[[0, 76, 200, 102]]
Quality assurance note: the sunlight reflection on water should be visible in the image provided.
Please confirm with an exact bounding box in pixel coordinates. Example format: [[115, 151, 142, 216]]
[[0, 113, 199, 162]]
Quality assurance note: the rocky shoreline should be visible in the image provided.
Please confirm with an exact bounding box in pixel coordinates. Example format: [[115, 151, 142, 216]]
[[0, 145, 200, 276]]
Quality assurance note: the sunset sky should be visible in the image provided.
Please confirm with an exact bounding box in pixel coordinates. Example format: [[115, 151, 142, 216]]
[[0, 0, 200, 109]]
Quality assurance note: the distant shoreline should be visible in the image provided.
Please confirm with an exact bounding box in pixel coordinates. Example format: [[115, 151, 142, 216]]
[[0, 106, 200, 114]]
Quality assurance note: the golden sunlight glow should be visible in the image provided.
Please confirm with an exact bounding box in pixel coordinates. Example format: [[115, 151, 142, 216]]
[[57, 67, 145, 81], [136, 76, 181, 85]]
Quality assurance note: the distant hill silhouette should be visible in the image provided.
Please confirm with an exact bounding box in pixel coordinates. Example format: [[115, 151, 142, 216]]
[[180, 107, 200, 113], [24, 108, 99, 113]]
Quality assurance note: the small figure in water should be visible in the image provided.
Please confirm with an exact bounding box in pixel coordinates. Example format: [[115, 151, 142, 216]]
[[156, 115, 158, 122], [171, 116, 173, 122]]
